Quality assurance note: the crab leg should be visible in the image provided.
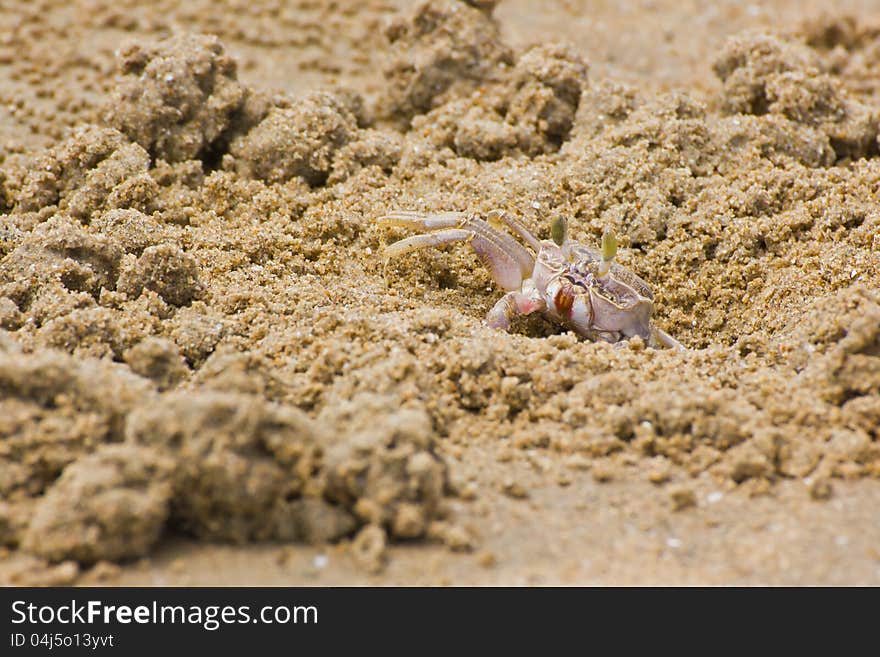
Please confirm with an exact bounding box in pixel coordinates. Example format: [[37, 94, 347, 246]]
[[485, 210, 542, 252], [383, 229, 473, 259], [381, 211, 472, 231], [650, 327, 686, 351], [381, 211, 535, 273], [379, 211, 535, 292]]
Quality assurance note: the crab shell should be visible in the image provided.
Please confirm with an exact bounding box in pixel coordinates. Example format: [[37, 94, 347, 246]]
[[534, 240, 655, 343]]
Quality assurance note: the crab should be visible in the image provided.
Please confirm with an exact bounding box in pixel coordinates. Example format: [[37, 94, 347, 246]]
[[378, 209, 684, 350]]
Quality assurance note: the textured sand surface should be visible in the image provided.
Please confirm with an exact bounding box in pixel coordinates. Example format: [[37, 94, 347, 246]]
[[1, 0, 879, 585]]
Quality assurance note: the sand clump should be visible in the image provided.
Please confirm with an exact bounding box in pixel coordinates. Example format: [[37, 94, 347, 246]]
[[91, 208, 169, 256], [319, 393, 448, 540], [228, 92, 358, 186], [22, 444, 176, 563], [122, 337, 189, 391], [1, 2, 879, 582], [408, 40, 589, 160], [382, 0, 514, 121], [122, 389, 444, 557], [14, 126, 154, 220], [1, 215, 123, 309], [1, 361, 450, 564], [105, 34, 247, 164], [116, 243, 203, 306], [0, 349, 154, 507], [713, 32, 879, 159]]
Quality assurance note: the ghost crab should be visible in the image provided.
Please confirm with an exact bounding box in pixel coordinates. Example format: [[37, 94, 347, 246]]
[[379, 210, 684, 350]]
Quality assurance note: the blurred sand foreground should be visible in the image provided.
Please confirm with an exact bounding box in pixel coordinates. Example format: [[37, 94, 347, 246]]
[[0, 0, 879, 584]]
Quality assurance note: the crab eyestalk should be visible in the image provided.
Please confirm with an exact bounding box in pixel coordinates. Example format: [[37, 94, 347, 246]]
[[550, 215, 568, 247], [597, 227, 617, 277]]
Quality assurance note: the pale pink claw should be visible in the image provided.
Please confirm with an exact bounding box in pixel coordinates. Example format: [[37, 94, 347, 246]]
[[487, 289, 546, 330]]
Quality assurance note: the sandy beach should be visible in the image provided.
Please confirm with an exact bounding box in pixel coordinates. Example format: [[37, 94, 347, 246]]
[[1, 0, 879, 585]]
